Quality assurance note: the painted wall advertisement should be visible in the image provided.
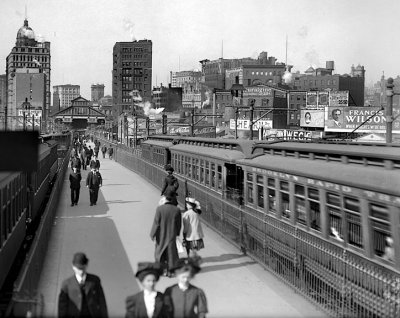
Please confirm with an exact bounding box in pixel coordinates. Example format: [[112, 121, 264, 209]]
[[229, 119, 273, 130], [243, 87, 272, 97], [262, 129, 323, 141], [300, 110, 324, 128], [304, 91, 347, 110], [324, 106, 400, 133], [328, 91, 349, 107], [155, 125, 216, 137]]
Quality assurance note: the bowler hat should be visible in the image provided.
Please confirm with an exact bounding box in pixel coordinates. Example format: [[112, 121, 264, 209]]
[[170, 258, 201, 275], [164, 190, 175, 201], [72, 252, 89, 269], [135, 262, 163, 281], [165, 164, 174, 172]]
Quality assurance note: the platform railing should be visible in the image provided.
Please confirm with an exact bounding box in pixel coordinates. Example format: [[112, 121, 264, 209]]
[[92, 133, 400, 318], [8, 148, 71, 317]]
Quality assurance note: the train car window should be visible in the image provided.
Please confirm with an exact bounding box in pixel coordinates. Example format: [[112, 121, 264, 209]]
[[370, 204, 392, 261], [247, 173, 254, 204], [308, 188, 321, 231], [217, 165, 222, 190], [200, 160, 204, 184], [193, 158, 199, 182], [327, 193, 341, 206], [267, 178, 276, 213], [280, 181, 290, 219], [294, 184, 306, 225], [211, 163, 216, 188], [295, 184, 305, 196], [205, 161, 210, 186], [344, 197, 362, 248], [256, 175, 264, 208]]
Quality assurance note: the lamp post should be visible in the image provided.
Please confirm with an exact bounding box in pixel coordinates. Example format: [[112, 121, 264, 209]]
[[386, 77, 394, 144]]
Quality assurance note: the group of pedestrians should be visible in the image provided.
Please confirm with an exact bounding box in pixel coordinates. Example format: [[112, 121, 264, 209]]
[[59, 149, 208, 317], [69, 136, 113, 207]]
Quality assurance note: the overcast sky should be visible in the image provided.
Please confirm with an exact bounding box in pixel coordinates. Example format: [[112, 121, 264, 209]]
[[1, 0, 400, 100]]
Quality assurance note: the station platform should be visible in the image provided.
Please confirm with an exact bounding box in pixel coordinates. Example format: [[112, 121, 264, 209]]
[[37, 144, 325, 318]]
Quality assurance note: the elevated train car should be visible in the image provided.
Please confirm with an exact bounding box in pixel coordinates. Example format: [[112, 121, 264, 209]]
[[0, 139, 62, 292]]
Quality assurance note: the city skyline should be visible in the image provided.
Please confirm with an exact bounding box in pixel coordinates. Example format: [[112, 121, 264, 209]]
[[1, 0, 399, 101]]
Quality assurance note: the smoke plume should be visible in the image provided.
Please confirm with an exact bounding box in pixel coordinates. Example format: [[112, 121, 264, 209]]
[[123, 18, 136, 41]]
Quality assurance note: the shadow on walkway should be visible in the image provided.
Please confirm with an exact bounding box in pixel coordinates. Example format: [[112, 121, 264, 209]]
[[105, 200, 142, 204], [202, 253, 246, 263], [200, 261, 257, 273]]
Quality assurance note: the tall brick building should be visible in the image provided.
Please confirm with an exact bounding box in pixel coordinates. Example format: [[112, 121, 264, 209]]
[[112, 40, 152, 118]]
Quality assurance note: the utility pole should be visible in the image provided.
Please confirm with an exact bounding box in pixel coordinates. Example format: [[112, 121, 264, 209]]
[[386, 77, 394, 143], [235, 107, 239, 139], [191, 108, 195, 137], [249, 99, 255, 140]]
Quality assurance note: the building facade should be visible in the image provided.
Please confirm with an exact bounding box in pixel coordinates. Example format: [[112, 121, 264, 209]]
[[152, 84, 182, 112], [91, 84, 105, 102], [112, 40, 152, 118], [0, 75, 6, 126], [6, 19, 51, 129], [170, 70, 203, 109], [53, 84, 80, 111], [200, 52, 280, 90]]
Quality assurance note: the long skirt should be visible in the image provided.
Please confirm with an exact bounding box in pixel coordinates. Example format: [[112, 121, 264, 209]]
[[159, 240, 179, 271], [186, 239, 205, 251]]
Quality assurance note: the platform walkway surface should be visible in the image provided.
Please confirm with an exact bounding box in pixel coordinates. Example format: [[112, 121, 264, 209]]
[[37, 144, 326, 318]]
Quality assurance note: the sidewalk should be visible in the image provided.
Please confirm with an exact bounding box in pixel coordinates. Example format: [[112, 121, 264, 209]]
[[37, 147, 325, 317]]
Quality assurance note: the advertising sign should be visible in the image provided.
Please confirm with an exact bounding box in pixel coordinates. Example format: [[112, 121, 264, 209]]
[[229, 119, 273, 131], [300, 110, 325, 128], [324, 106, 400, 133], [318, 91, 329, 106], [243, 87, 272, 97], [306, 91, 318, 108], [329, 91, 349, 107], [263, 129, 323, 141], [18, 109, 42, 118], [155, 125, 215, 137]]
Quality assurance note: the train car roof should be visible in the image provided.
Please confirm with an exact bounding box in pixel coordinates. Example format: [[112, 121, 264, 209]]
[[238, 155, 400, 197], [253, 141, 400, 160], [142, 139, 174, 148], [170, 144, 246, 163]]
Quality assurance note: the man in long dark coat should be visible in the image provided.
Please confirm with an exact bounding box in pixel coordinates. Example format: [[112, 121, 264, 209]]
[[161, 165, 179, 206], [150, 192, 181, 276]]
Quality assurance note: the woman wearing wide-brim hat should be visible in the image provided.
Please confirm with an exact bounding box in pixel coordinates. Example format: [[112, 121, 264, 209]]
[[164, 258, 208, 318], [182, 197, 205, 257], [125, 262, 171, 318]]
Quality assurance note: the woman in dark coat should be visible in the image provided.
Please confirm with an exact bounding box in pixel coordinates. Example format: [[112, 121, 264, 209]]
[[164, 258, 208, 318], [125, 262, 171, 318], [150, 193, 182, 276], [161, 165, 179, 206]]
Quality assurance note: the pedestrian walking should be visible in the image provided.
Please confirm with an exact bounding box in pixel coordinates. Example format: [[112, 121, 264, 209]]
[[58, 252, 108, 318], [71, 153, 82, 171], [86, 167, 102, 206], [125, 262, 171, 318], [182, 198, 204, 257], [108, 146, 113, 160], [90, 155, 101, 171], [164, 258, 208, 318], [101, 145, 107, 159], [80, 147, 87, 170], [69, 167, 82, 206], [161, 165, 179, 206], [86, 146, 93, 167], [94, 144, 99, 158], [150, 192, 182, 277]]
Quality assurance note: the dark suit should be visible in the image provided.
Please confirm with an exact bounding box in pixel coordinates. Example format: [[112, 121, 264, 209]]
[[58, 273, 108, 318], [125, 291, 170, 318], [86, 171, 102, 204]]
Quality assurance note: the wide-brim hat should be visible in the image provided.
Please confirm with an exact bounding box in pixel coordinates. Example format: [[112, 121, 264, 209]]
[[170, 258, 201, 275], [186, 197, 201, 210], [135, 262, 163, 281], [72, 252, 89, 269]]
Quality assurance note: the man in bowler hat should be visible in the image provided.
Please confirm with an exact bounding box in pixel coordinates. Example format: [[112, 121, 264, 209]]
[[58, 252, 108, 318]]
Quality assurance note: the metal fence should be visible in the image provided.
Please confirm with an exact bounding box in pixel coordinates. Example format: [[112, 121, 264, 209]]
[[8, 147, 71, 317], [93, 134, 400, 318]]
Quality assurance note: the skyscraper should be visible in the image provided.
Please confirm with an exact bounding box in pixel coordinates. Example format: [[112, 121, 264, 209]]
[[112, 40, 152, 118], [53, 84, 80, 110], [6, 18, 51, 129], [91, 84, 105, 102]]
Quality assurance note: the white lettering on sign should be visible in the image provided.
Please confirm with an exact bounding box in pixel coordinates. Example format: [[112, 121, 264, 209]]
[[230, 119, 272, 130], [243, 87, 272, 97], [263, 129, 312, 140]]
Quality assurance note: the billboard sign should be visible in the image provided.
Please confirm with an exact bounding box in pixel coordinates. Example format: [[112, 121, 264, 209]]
[[243, 87, 272, 97], [230, 119, 273, 131], [306, 91, 318, 108], [318, 91, 329, 106], [324, 106, 400, 133], [17, 109, 42, 118], [300, 110, 324, 127], [329, 91, 349, 107], [263, 129, 323, 141]]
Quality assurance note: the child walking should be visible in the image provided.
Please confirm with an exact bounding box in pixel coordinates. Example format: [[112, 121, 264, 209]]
[[182, 198, 204, 257]]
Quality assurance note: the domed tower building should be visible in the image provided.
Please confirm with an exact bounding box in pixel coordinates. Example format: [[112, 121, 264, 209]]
[[5, 18, 51, 130]]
